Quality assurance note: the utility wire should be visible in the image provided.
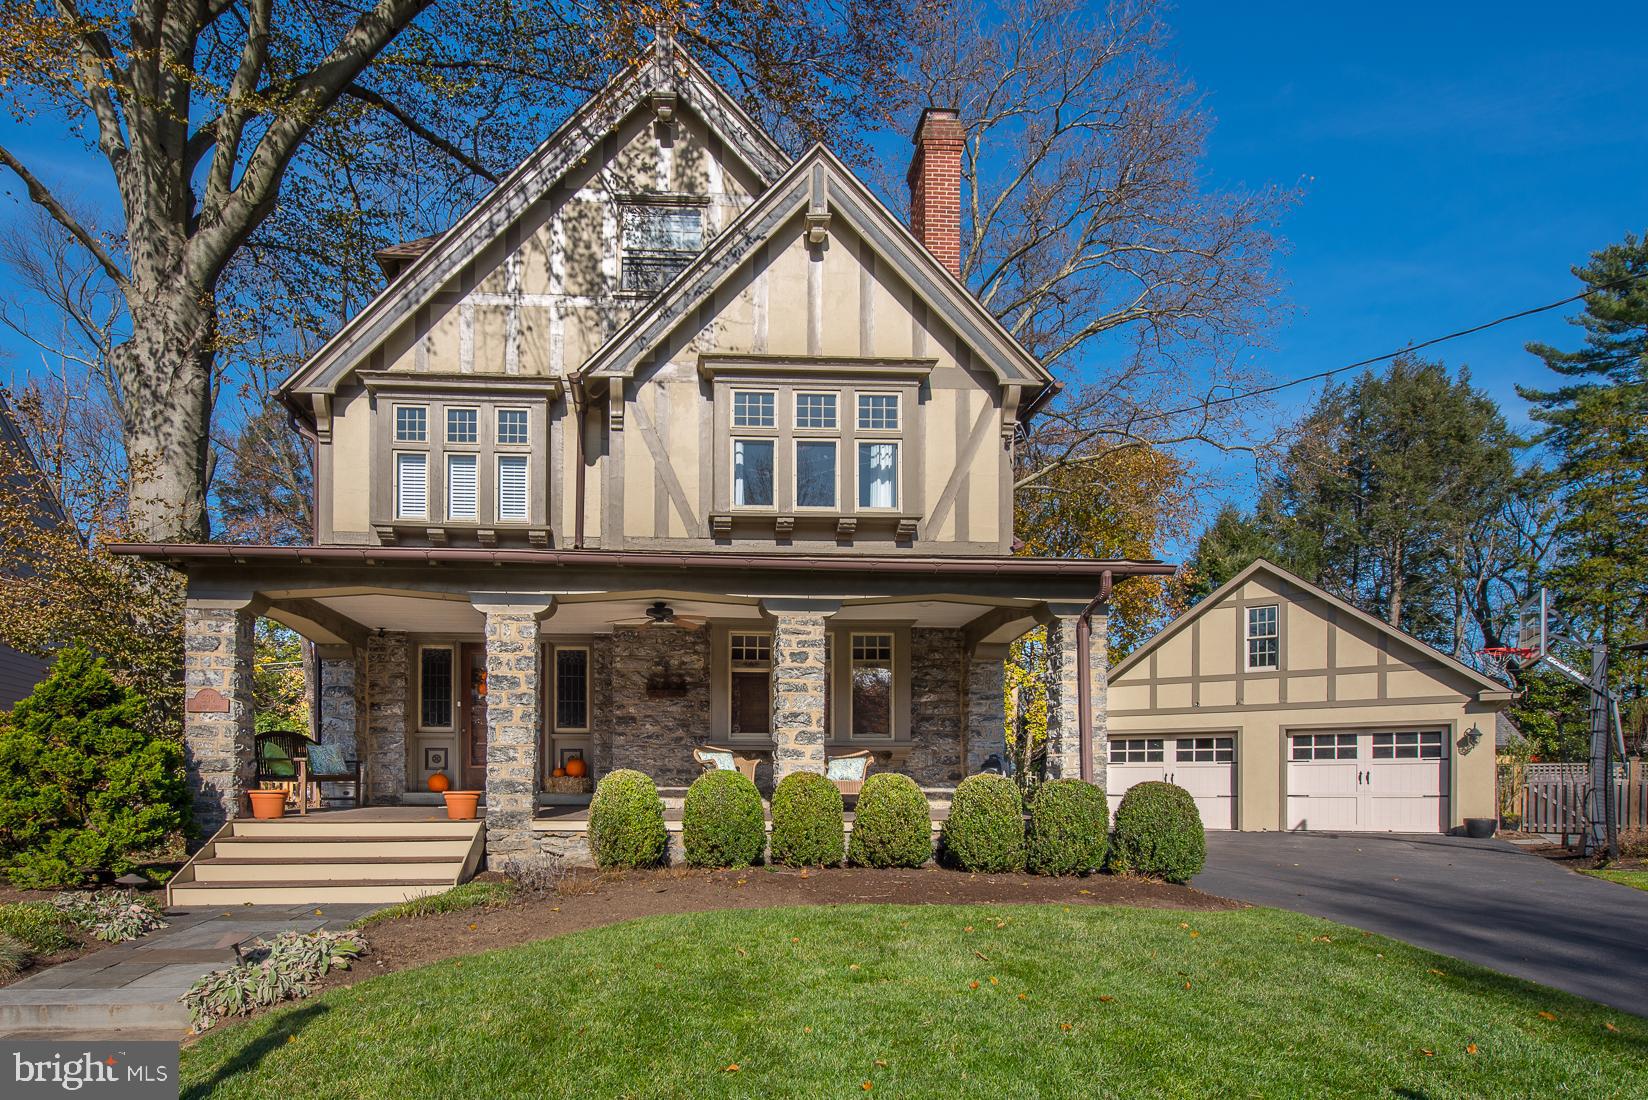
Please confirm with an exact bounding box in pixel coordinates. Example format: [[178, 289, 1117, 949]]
[[1143, 269, 1648, 423]]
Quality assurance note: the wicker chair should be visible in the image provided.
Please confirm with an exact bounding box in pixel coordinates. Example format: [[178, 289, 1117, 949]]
[[693, 744, 765, 783], [825, 749, 875, 797]]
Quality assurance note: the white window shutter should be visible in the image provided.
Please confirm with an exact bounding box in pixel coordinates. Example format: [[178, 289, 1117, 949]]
[[447, 454, 477, 520], [396, 453, 428, 518], [497, 455, 529, 521]]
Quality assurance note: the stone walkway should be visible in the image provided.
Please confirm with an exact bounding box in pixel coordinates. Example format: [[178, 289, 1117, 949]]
[[0, 902, 375, 1038]]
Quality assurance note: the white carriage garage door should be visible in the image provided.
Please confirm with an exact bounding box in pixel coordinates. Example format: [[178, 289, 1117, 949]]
[[1286, 730, 1449, 833], [1107, 736, 1235, 830]]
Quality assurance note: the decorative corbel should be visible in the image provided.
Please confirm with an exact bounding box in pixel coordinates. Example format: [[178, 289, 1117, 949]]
[[1000, 386, 1022, 448], [774, 515, 796, 537], [835, 517, 857, 540], [426, 527, 448, 547], [896, 517, 919, 541], [710, 513, 733, 537], [650, 91, 678, 129], [312, 394, 332, 444], [476, 528, 498, 547], [373, 524, 399, 545], [805, 211, 832, 248]]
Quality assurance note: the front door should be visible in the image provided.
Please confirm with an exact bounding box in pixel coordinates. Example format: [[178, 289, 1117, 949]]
[[462, 643, 488, 791]]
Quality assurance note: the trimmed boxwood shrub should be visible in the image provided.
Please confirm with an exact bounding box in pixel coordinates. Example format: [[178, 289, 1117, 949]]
[[846, 773, 932, 868], [588, 769, 668, 869], [682, 770, 766, 868], [938, 774, 1024, 872], [769, 771, 845, 867], [1107, 781, 1206, 883], [1025, 779, 1108, 875]]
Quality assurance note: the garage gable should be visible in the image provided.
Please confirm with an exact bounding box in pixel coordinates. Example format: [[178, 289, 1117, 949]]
[[1110, 560, 1513, 717]]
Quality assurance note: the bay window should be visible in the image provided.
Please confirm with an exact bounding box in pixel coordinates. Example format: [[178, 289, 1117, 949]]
[[497, 455, 529, 522], [446, 454, 478, 521], [857, 443, 898, 509], [795, 440, 837, 508], [395, 452, 428, 519]]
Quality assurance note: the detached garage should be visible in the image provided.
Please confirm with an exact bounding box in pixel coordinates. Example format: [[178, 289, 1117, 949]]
[[1105, 560, 1514, 834]]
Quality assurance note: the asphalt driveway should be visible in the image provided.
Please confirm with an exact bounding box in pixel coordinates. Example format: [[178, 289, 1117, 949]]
[[1194, 831, 1648, 1017]]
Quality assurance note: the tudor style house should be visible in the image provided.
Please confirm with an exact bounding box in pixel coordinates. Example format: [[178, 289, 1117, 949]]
[[118, 41, 1167, 886]]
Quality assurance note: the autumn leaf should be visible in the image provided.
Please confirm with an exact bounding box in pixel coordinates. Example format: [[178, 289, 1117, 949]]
[[861, 1082, 873, 1091], [1538, 1011, 1556, 1021], [1183, 982, 1191, 990], [468, 923, 478, 931], [1604, 1022, 1618, 1033], [804, 1027, 813, 1034], [792, 937, 800, 943], [1078, 889, 1092, 895], [989, 977, 998, 985], [1018, 993, 1028, 1001], [1179, 922, 1189, 929], [1420, 1049, 1435, 1058], [1428, 968, 1445, 976], [964, 925, 974, 933], [849, 963, 860, 971], [1098, 995, 1116, 1003], [1466, 1043, 1478, 1055], [725, 1064, 740, 1073], [874, 1060, 887, 1068], [1059, 1023, 1073, 1031], [974, 950, 991, 961], [1189, 930, 1200, 938], [970, 980, 980, 990]]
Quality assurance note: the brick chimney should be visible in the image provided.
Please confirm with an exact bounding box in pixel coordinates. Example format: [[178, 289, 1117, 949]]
[[907, 107, 965, 277]]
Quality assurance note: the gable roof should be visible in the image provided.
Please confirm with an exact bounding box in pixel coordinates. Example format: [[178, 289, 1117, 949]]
[[578, 144, 1053, 388], [279, 41, 789, 400], [1111, 558, 1515, 702]]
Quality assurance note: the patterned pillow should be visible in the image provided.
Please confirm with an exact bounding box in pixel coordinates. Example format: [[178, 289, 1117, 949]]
[[307, 744, 348, 775], [700, 750, 736, 772], [827, 755, 868, 781]]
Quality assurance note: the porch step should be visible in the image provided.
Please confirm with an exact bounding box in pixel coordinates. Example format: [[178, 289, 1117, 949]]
[[167, 816, 485, 908]]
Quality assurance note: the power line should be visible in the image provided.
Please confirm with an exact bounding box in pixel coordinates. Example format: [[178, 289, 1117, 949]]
[[1146, 269, 1648, 423]]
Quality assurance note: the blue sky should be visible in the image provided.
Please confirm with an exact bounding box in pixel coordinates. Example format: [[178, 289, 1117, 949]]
[[1, 3, 1644, 547], [1164, 1, 1648, 514]]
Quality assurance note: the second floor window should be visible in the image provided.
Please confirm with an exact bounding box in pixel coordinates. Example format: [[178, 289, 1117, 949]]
[[395, 405, 427, 442], [446, 407, 477, 443], [621, 204, 704, 293], [497, 455, 529, 521], [447, 454, 478, 521], [733, 439, 774, 506], [396, 452, 428, 519], [1247, 604, 1279, 669], [497, 408, 529, 445], [858, 443, 898, 509]]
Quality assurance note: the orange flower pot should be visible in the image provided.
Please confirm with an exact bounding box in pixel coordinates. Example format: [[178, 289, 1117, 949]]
[[248, 789, 288, 819], [444, 791, 481, 821]]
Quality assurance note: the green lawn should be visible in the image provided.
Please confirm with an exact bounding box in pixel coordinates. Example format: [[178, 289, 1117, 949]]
[[181, 905, 1648, 1099], [1580, 868, 1648, 893]]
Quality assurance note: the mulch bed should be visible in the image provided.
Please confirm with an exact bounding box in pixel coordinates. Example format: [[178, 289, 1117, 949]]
[[314, 866, 1242, 1000]]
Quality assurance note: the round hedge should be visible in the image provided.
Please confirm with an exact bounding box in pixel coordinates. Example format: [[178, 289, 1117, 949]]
[[938, 774, 1025, 872], [1107, 781, 1206, 883], [682, 769, 767, 868], [769, 771, 845, 867], [1025, 779, 1108, 875], [588, 769, 668, 869], [846, 773, 932, 868]]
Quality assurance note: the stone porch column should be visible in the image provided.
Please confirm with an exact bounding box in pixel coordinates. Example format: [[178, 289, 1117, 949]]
[[1044, 604, 1109, 788], [183, 600, 258, 839], [965, 644, 1009, 775], [765, 601, 836, 782], [474, 595, 554, 861], [317, 645, 365, 800], [366, 631, 409, 805]]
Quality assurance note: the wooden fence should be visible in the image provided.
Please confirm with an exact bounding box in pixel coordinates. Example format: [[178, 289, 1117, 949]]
[[1503, 760, 1647, 837]]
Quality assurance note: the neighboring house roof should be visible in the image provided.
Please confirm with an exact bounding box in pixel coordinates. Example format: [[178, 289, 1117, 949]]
[[0, 391, 69, 529], [1495, 712, 1524, 749], [279, 41, 789, 400], [578, 145, 1054, 388], [1112, 558, 1515, 703]]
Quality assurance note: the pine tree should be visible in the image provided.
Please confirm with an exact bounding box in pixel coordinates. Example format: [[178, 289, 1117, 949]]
[[1184, 504, 1280, 602], [1518, 233, 1648, 681]]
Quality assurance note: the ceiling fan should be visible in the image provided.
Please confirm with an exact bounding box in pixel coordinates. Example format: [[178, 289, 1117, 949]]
[[612, 600, 707, 630]]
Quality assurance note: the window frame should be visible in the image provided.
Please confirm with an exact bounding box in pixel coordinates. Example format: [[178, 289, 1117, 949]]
[[730, 437, 777, 509], [793, 390, 839, 431], [728, 631, 774, 739], [495, 407, 530, 447], [855, 391, 902, 432], [445, 452, 478, 522], [1246, 604, 1280, 670], [394, 451, 429, 520], [1109, 738, 1165, 764], [793, 438, 839, 510], [444, 406, 478, 445], [619, 202, 706, 294], [416, 644, 456, 732], [394, 403, 428, 443], [495, 453, 530, 524], [848, 631, 895, 741], [549, 645, 591, 734]]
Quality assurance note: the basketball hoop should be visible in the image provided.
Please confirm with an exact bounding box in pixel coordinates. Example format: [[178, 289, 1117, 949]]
[[1478, 645, 1536, 682]]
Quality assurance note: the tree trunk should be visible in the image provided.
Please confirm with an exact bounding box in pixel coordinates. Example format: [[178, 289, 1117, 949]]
[[111, 280, 216, 543]]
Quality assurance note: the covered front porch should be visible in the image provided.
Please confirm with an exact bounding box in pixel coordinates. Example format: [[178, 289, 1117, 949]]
[[153, 546, 1166, 865]]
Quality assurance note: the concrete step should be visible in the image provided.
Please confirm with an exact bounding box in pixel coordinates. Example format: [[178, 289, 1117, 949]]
[[168, 880, 455, 906], [0, 990, 192, 1036], [213, 836, 474, 859], [191, 857, 463, 883], [227, 819, 479, 839]]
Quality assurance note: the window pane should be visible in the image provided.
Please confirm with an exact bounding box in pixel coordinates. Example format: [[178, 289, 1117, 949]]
[[858, 442, 898, 508], [731, 671, 770, 735], [622, 205, 704, 250], [446, 408, 477, 444], [420, 648, 452, 728], [396, 453, 428, 518], [555, 649, 588, 730], [497, 409, 529, 445], [447, 454, 477, 520], [497, 455, 529, 521], [851, 664, 892, 738], [730, 633, 772, 663], [796, 441, 837, 507], [395, 406, 427, 442], [732, 392, 775, 428], [857, 393, 899, 430], [733, 439, 774, 506], [1248, 637, 1278, 668], [796, 392, 837, 429]]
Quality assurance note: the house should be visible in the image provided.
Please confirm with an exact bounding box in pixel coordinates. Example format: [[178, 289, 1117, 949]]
[[1107, 560, 1514, 833], [0, 392, 58, 707], [115, 39, 1169, 891]]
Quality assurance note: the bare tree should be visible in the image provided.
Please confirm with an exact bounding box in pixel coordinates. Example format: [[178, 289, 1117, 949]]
[[907, 0, 1293, 496]]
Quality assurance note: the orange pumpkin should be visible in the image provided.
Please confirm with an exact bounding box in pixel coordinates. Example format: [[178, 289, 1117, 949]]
[[427, 771, 451, 793], [564, 756, 588, 778], [552, 767, 566, 778]]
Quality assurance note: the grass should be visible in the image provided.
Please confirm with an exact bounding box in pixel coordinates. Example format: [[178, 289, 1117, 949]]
[[180, 904, 1648, 1099], [349, 880, 515, 928], [1580, 868, 1648, 893], [0, 902, 78, 954]]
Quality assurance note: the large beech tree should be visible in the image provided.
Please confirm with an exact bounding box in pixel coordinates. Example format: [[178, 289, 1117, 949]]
[[0, 1, 917, 541]]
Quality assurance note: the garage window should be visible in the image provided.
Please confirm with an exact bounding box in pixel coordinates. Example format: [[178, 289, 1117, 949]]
[[1109, 739, 1164, 764], [1372, 731, 1443, 760], [1246, 604, 1279, 669], [1176, 737, 1234, 763], [1291, 733, 1357, 761]]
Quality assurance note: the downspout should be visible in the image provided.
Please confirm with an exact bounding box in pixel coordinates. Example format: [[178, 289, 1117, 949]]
[[570, 378, 587, 549], [1075, 569, 1113, 784]]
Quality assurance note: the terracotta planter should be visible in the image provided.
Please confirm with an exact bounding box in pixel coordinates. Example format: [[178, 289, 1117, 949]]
[[444, 790, 481, 821], [248, 789, 288, 820]]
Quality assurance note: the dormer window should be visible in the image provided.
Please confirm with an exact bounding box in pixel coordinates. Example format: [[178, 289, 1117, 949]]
[[621, 203, 704, 293]]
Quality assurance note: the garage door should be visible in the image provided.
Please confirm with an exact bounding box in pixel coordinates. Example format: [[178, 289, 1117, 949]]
[[1107, 736, 1235, 830], [1287, 730, 1448, 832]]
